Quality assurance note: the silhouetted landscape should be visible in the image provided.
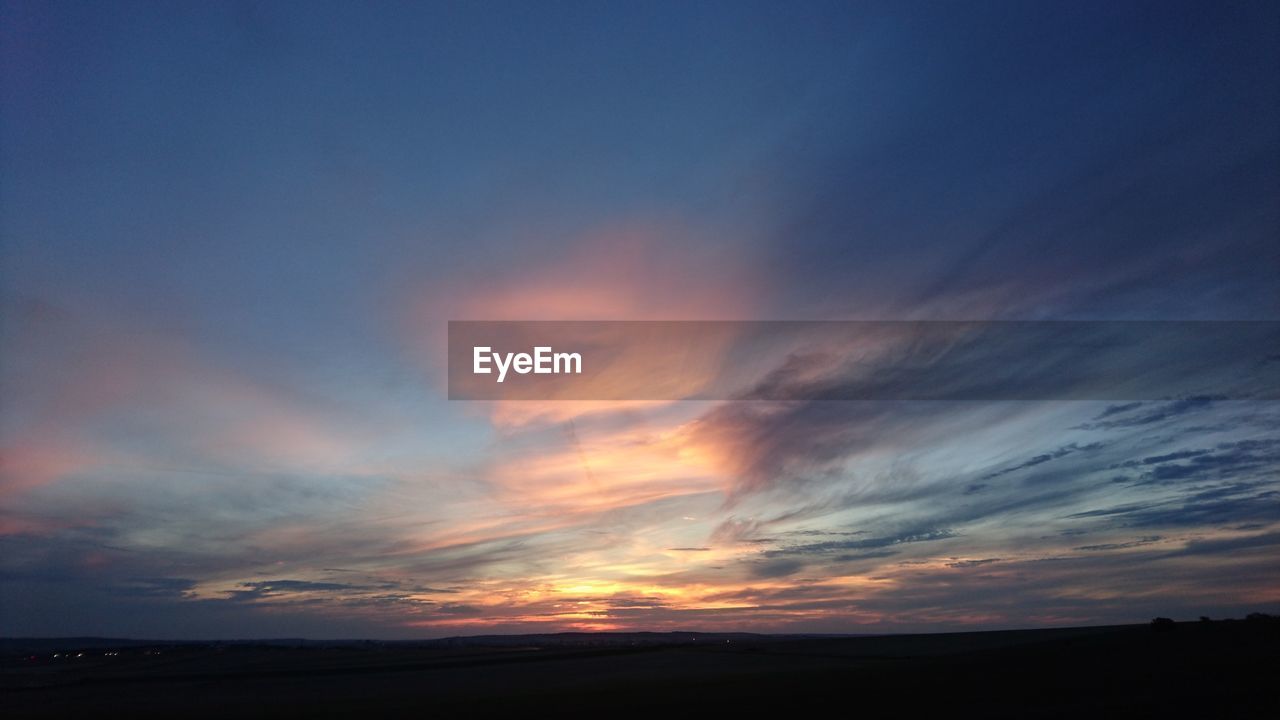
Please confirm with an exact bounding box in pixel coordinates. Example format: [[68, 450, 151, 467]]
[[5, 617, 1278, 718]]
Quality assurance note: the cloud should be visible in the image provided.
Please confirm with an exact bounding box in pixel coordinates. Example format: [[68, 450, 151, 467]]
[[1073, 536, 1162, 552], [751, 558, 805, 579], [1066, 484, 1279, 530], [231, 579, 365, 599], [767, 528, 957, 558], [111, 577, 198, 599], [1135, 440, 1280, 484], [0, 298, 379, 509], [945, 558, 1002, 569], [1073, 396, 1223, 430], [1158, 531, 1280, 559], [982, 442, 1104, 480], [710, 517, 770, 545], [834, 549, 900, 563]]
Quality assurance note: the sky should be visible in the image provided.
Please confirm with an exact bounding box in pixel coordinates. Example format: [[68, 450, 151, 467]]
[[1, 0, 1278, 639]]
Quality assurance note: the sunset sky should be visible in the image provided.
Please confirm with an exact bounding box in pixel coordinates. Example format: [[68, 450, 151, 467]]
[[2, 1, 1278, 639]]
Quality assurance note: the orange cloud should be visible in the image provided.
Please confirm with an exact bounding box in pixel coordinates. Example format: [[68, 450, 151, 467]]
[[1, 302, 375, 510]]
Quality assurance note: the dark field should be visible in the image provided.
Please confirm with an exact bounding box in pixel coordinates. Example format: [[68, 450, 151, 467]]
[[4, 621, 1278, 718]]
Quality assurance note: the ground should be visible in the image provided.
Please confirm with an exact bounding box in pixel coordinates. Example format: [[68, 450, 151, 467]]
[[3, 621, 1277, 718]]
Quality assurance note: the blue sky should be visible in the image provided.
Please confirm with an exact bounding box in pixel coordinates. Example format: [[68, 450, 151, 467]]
[[1, 0, 1277, 638]]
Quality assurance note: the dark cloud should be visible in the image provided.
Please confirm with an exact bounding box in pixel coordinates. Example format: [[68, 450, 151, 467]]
[[1067, 485, 1280, 530], [229, 579, 368, 601], [1073, 536, 1162, 552], [603, 594, 671, 610], [982, 442, 1103, 480], [1141, 449, 1212, 465], [766, 528, 956, 559], [725, 326, 1275, 403], [946, 558, 1002, 569], [435, 603, 482, 616], [1136, 440, 1280, 485], [1073, 396, 1223, 430], [751, 558, 805, 579], [1157, 531, 1280, 559], [697, 529, 1280, 633], [695, 336, 1270, 500], [113, 577, 197, 599], [833, 550, 899, 563], [693, 399, 968, 499], [1096, 402, 1143, 419], [783, 528, 868, 538]]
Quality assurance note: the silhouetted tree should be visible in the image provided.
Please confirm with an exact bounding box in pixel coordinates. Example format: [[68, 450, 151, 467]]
[[1150, 617, 1176, 632]]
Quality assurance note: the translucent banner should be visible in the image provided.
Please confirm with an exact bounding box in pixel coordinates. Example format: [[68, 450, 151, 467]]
[[447, 321, 1280, 401]]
